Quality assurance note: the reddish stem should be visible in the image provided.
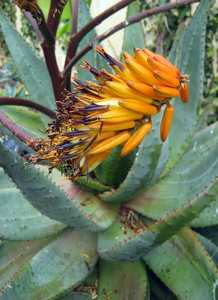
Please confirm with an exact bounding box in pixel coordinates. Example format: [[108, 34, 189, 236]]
[[22, 6, 63, 106], [65, 0, 135, 67], [41, 42, 64, 107], [63, 0, 200, 78], [0, 97, 56, 119], [47, 0, 68, 37], [0, 112, 36, 147]]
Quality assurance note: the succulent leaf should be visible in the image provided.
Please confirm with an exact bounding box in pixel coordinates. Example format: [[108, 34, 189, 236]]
[[100, 117, 162, 203], [60, 294, 91, 300], [129, 121, 218, 220], [0, 230, 97, 300], [98, 260, 149, 300], [122, 1, 145, 54], [1, 107, 47, 138], [95, 146, 136, 188], [144, 228, 218, 300], [0, 142, 117, 232], [0, 167, 65, 240], [97, 0, 210, 204], [0, 12, 56, 111], [0, 239, 51, 294], [162, 0, 210, 174], [98, 190, 214, 260], [75, 176, 110, 194], [76, 1, 97, 81]]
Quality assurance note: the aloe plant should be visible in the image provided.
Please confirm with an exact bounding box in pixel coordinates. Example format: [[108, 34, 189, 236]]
[[0, 0, 217, 299]]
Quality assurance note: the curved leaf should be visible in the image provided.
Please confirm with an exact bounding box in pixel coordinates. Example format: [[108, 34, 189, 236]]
[[0, 12, 55, 110], [162, 0, 209, 174], [98, 190, 214, 260], [98, 260, 149, 300], [122, 1, 145, 54], [129, 122, 218, 220], [95, 146, 136, 188], [0, 167, 65, 240], [75, 176, 110, 194], [2, 107, 47, 138], [0, 239, 51, 294], [0, 142, 117, 232], [0, 230, 97, 300], [100, 117, 162, 203], [76, 1, 97, 81], [144, 228, 218, 300]]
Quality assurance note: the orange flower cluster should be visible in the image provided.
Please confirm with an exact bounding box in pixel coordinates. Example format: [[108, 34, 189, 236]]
[[34, 47, 189, 178]]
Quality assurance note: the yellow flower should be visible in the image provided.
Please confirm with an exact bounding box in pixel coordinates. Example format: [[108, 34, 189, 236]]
[[33, 46, 189, 178]]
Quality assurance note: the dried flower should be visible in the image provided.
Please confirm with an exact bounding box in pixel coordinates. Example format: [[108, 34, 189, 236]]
[[33, 46, 189, 178]]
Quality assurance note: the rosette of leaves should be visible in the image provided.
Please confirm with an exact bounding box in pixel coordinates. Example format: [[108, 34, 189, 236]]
[[0, 1, 217, 300]]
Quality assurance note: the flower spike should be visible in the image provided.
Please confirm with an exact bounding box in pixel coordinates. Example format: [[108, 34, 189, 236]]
[[33, 47, 189, 178]]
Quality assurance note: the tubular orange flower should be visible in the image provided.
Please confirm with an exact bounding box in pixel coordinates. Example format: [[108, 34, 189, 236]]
[[160, 104, 174, 142], [33, 46, 189, 178]]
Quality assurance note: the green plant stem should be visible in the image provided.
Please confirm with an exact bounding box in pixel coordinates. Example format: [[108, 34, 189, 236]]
[[63, 0, 200, 78], [0, 97, 56, 119]]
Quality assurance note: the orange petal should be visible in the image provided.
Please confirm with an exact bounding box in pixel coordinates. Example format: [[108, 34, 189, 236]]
[[96, 131, 116, 142], [124, 53, 160, 86], [120, 99, 159, 116], [115, 64, 139, 82], [89, 131, 130, 155], [84, 151, 111, 172], [100, 107, 143, 123], [147, 56, 179, 79], [134, 48, 151, 69], [153, 69, 180, 88], [148, 51, 180, 74], [143, 48, 155, 57], [121, 121, 152, 156], [180, 82, 189, 102], [160, 104, 174, 142], [105, 81, 154, 103], [100, 121, 135, 131], [153, 85, 180, 98], [127, 81, 167, 101]]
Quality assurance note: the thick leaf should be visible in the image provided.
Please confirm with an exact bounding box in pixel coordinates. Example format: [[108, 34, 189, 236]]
[[0, 230, 97, 300], [196, 226, 218, 249], [129, 121, 218, 220], [2, 107, 47, 138], [75, 176, 110, 194], [60, 294, 91, 300], [162, 0, 209, 173], [94, 2, 145, 189], [98, 190, 214, 260], [0, 239, 51, 294], [144, 228, 218, 300], [98, 260, 149, 300], [0, 167, 65, 240], [0, 142, 117, 232], [190, 124, 218, 226], [149, 269, 177, 300], [77, 1, 96, 80], [0, 12, 55, 110], [122, 1, 145, 54], [197, 234, 218, 267], [95, 146, 136, 188], [100, 117, 162, 203]]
